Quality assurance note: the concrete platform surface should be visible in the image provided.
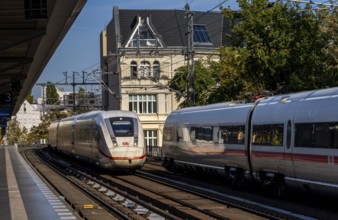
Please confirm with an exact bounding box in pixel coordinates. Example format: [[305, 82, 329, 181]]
[[0, 145, 78, 220]]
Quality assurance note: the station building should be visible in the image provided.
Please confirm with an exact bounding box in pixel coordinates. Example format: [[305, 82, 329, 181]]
[[100, 6, 230, 148]]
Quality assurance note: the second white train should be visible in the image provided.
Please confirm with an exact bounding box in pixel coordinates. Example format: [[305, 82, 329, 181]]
[[162, 87, 338, 196]]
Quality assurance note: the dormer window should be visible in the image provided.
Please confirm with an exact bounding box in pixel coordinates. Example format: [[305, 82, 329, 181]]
[[193, 25, 212, 44], [131, 25, 156, 47], [126, 16, 164, 48]]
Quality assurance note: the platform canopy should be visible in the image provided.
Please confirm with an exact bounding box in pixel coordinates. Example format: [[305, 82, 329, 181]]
[[0, 0, 86, 121]]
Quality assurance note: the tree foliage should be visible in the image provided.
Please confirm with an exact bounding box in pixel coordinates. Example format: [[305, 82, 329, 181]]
[[46, 82, 60, 104], [26, 90, 34, 104], [6, 118, 28, 145], [78, 87, 85, 106], [169, 60, 217, 108], [223, 0, 338, 94]]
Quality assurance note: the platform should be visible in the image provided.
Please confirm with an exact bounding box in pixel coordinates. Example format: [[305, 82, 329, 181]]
[[0, 145, 78, 220]]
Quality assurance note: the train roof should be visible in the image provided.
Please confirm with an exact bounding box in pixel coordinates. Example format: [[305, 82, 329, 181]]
[[253, 86, 338, 124], [166, 101, 255, 126], [257, 86, 338, 105], [166, 86, 338, 126], [172, 101, 254, 113], [58, 110, 138, 122]]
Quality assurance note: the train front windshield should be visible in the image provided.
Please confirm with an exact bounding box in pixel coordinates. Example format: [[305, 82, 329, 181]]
[[109, 117, 134, 137]]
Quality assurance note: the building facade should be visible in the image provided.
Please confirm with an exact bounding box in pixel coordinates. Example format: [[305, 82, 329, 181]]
[[100, 6, 229, 148], [14, 100, 42, 131]]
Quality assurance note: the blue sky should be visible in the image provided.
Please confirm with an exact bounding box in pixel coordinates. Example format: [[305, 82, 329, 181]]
[[33, 0, 236, 98]]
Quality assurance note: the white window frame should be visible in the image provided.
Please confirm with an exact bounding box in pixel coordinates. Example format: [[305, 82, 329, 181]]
[[144, 130, 158, 147], [140, 61, 150, 77], [129, 94, 157, 114]]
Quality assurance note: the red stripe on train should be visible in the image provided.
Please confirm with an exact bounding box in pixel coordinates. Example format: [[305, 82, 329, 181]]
[[99, 148, 147, 160], [111, 153, 147, 160], [224, 149, 247, 156], [252, 151, 329, 163]]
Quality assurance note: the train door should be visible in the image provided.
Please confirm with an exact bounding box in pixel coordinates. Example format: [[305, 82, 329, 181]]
[[71, 120, 76, 154], [283, 119, 295, 178], [90, 119, 98, 158], [55, 122, 60, 149]]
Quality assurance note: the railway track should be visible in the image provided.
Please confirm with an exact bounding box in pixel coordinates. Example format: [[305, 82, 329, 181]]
[[36, 148, 266, 219], [22, 147, 337, 220]]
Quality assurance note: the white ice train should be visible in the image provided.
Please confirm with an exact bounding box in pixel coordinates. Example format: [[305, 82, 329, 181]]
[[162, 87, 338, 196], [48, 110, 146, 171]]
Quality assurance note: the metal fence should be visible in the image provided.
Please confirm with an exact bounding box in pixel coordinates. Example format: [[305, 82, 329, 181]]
[[146, 145, 163, 161]]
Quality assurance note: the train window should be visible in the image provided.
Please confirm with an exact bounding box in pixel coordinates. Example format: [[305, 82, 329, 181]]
[[295, 124, 313, 147], [295, 123, 338, 148], [219, 126, 245, 144], [177, 127, 183, 142], [334, 125, 338, 149], [163, 127, 175, 141], [109, 117, 134, 137], [190, 126, 213, 142], [252, 124, 284, 146]]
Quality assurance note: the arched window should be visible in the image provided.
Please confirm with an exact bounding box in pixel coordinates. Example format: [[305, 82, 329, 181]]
[[130, 61, 137, 78], [140, 61, 150, 77], [153, 61, 160, 78]]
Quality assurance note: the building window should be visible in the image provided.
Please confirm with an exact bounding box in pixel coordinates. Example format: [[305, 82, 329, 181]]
[[153, 61, 160, 78], [193, 25, 211, 43], [129, 94, 157, 114], [140, 61, 150, 77], [130, 61, 138, 78], [144, 130, 158, 146]]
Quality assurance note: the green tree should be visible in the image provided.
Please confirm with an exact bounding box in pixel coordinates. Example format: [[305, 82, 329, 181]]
[[224, 0, 298, 93], [78, 87, 85, 105], [6, 118, 28, 145], [46, 82, 60, 104], [220, 0, 338, 97], [318, 9, 338, 85], [207, 47, 255, 102], [26, 90, 34, 104], [169, 60, 217, 108]]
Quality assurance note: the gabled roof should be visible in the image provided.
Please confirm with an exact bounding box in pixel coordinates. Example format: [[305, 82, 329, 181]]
[[106, 6, 231, 52]]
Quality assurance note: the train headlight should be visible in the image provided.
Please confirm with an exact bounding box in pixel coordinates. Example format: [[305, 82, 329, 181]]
[[112, 138, 117, 147], [134, 137, 138, 146]]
